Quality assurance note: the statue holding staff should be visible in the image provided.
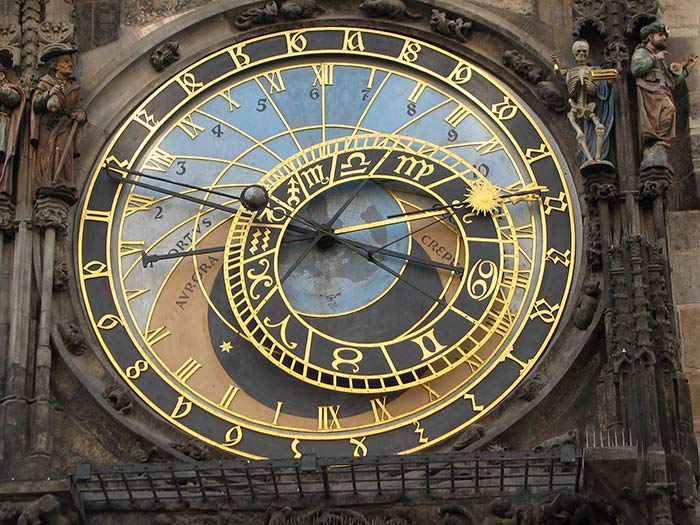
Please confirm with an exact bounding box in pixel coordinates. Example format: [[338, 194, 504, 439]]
[[31, 45, 86, 204]]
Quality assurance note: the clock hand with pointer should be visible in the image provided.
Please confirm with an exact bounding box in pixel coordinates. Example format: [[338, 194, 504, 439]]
[[105, 164, 464, 275]]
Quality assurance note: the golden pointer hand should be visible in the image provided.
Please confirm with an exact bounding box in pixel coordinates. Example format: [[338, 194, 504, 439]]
[[332, 208, 451, 235]]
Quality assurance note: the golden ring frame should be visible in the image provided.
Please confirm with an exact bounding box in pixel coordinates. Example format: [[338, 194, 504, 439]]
[[76, 26, 578, 458]]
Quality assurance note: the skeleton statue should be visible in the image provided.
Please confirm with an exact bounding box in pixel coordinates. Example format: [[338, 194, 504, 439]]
[[553, 40, 617, 164]]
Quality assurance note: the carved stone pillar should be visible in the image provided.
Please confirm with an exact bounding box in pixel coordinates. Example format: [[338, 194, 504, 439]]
[[29, 197, 69, 466]]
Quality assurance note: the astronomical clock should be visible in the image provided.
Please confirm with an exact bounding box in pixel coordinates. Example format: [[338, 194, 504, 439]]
[[75, 25, 580, 459]]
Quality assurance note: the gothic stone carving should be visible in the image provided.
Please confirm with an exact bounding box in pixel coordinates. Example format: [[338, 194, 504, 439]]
[[452, 424, 485, 450], [150, 41, 180, 72], [17, 494, 79, 525], [533, 430, 578, 451], [572, 0, 607, 38], [279, 0, 323, 19], [232, 1, 278, 29], [58, 320, 88, 356], [53, 257, 68, 291], [484, 498, 518, 525], [103, 382, 134, 415], [503, 50, 545, 84], [33, 196, 71, 233], [0, 198, 13, 232], [430, 9, 472, 43], [171, 439, 215, 461], [359, 0, 421, 20], [231, 0, 322, 29], [573, 281, 601, 329], [517, 371, 546, 401]]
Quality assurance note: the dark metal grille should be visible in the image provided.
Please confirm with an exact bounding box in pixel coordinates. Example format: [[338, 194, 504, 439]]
[[68, 448, 582, 511]]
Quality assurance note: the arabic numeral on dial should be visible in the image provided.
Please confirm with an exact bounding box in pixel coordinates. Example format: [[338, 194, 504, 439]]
[[406, 102, 416, 116], [467, 259, 499, 301], [361, 88, 371, 101], [212, 124, 224, 138], [175, 160, 187, 175], [126, 359, 149, 379], [447, 128, 458, 142], [478, 163, 490, 177], [257, 98, 267, 112], [309, 87, 320, 100], [154, 206, 163, 220]]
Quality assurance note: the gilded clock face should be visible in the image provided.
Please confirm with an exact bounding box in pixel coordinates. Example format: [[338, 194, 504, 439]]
[[77, 27, 579, 458]]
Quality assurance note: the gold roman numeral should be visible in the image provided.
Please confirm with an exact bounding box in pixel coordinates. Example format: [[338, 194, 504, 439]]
[[143, 326, 171, 347], [125, 193, 155, 217], [219, 385, 240, 409], [317, 405, 342, 430], [407, 81, 428, 103], [174, 357, 202, 383], [143, 148, 175, 172], [444, 105, 471, 127], [120, 240, 145, 257], [312, 63, 334, 85], [260, 71, 286, 93], [219, 88, 241, 112], [177, 112, 205, 139], [370, 397, 392, 422]]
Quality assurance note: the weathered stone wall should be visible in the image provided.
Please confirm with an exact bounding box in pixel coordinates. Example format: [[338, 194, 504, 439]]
[[660, 0, 700, 447]]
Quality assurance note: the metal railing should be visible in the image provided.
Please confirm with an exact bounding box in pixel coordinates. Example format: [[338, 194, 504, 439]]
[[68, 447, 582, 511]]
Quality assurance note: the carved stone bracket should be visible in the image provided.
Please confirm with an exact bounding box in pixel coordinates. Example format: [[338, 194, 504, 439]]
[[430, 9, 472, 43], [584, 167, 619, 202], [33, 196, 71, 235], [359, 0, 422, 20], [150, 41, 180, 72], [639, 166, 672, 203], [0, 198, 15, 233]]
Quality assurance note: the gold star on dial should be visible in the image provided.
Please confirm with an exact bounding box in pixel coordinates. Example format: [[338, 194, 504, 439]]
[[219, 341, 233, 353]]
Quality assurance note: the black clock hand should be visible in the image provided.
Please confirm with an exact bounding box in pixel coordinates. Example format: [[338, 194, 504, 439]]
[[106, 165, 244, 214], [322, 177, 372, 229], [105, 164, 269, 211], [333, 234, 448, 306], [334, 236, 464, 273], [141, 245, 225, 266]]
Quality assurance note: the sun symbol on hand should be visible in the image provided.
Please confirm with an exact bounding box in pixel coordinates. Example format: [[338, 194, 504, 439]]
[[466, 179, 501, 215]]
